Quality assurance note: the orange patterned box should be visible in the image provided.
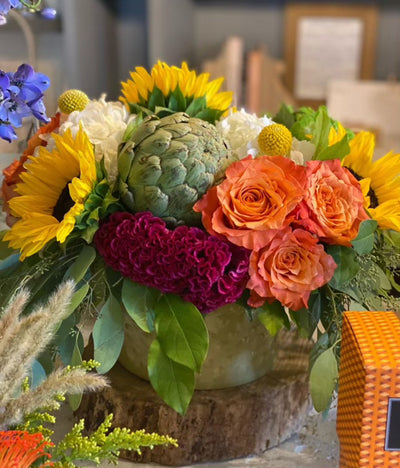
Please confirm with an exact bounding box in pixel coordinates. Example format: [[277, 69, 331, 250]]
[[337, 311, 400, 467]]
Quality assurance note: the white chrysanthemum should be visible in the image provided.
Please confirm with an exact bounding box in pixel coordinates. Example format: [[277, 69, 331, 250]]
[[58, 94, 135, 182], [216, 109, 274, 159]]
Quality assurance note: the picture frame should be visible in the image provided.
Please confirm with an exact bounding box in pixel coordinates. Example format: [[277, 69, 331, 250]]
[[284, 2, 378, 107]]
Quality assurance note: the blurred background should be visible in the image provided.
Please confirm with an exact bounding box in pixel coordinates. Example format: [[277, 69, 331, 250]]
[[1, 0, 399, 154]]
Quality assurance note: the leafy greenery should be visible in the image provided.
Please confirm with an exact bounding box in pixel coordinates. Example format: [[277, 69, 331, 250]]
[[273, 104, 351, 161], [50, 414, 177, 467]]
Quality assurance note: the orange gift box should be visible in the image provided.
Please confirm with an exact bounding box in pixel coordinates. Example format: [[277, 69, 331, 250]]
[[337, 311, 400, 467]]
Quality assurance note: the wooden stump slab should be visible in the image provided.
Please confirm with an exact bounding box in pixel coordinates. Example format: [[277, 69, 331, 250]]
[[77, 363, 311, 466]]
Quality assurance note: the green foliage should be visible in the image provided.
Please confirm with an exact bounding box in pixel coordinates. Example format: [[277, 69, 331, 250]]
[[50, 414, 177, 467], [257, 301, 290, 337], [310, 346, 339, 412], [148, 339, 195, 416], [154, 294, 209, 372], [93, 293, 125, 374], [121, 279, 160, 333], [272, 104, 351, 161], [145, 294, 209, 415]]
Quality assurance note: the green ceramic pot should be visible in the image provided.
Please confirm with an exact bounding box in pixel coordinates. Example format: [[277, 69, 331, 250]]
[[118, 302, 276, 390]]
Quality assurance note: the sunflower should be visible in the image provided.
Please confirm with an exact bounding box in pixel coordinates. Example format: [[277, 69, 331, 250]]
[[341, 131, 400, 232], [120, 61, 233, 124], [4, 127, 98, 259]]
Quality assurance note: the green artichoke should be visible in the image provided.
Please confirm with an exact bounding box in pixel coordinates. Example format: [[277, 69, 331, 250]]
[[118, 112, 236, 226]]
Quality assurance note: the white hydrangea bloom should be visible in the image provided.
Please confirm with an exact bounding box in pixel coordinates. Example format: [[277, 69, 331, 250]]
[[216, 109, 274, 159], [59, 94, 135, 182], [290, 138, 316, 165]]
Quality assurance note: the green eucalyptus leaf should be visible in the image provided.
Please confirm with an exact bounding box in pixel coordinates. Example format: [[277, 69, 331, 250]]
[[0, 252, 20, 274], [257, 301, 290, 337], [327, 245, 359, 288], [148, 339, 195, 415], [121, 279, 161, 333], [59, 326, 84, 366], [69, 340, 84, 411], [351, 220, 378, 255], [154, 294, 208, 372], [310, 347, 338, 412], [68, 283, 90, 315], [309, 332, 330, 369], [93, 293, 124, 374], [307, 292, 325, 339], [289, 308, 311, 339], [30, 359, 47, 389], [375, 264, 392, 291], [64, 245, 96, 283]]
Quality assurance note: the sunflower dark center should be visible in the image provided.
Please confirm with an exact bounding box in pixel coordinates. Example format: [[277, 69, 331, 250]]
[[346, 167, 379, 209], [52, 184, 74, 222]]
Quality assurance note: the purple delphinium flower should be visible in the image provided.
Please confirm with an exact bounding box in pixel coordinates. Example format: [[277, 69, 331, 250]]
[[9, 63, 50, 103], [0, 122, 16, 141], [95, 211, 251, 313], [41, 7, 56, 19], [0, 0, 21, 15], [0, 63, 50, 141]]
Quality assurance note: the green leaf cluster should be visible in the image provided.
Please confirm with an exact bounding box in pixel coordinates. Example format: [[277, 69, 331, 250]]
[[118, 280, 209, 415], [273, 104, 351, 160], [128, 84, 225, 124]]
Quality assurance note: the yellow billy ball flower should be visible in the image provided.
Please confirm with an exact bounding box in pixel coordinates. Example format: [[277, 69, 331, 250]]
[[58, 89, 90, 114], [258, 123, 293, 156]]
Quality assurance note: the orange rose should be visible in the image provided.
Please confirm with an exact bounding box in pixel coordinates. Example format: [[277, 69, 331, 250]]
[[247, 228, 337, 311], [194, 155, 306, 250], [295, 159, 369, 246]]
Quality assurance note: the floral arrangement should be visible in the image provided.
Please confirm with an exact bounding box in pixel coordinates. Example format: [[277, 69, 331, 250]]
[[1, 59, 400, 417]]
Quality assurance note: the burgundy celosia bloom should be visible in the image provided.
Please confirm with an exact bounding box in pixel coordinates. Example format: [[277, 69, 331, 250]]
[[94, 212, 250, 313]]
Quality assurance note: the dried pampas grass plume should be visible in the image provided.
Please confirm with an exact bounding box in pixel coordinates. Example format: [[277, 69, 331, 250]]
[[0, 281, 108, 429]]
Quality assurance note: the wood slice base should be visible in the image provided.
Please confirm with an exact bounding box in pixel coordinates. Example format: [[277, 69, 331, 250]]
[[76, 362, 311, 466]]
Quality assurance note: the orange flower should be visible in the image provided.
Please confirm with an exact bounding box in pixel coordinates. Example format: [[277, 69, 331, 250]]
[[1, 113, 61, 222], [23, 112, 62, 158], [193, 155, 306, 250], [247, 228, 337, 311], [296, 159, 369, 246], [0, 431, 53, 468]]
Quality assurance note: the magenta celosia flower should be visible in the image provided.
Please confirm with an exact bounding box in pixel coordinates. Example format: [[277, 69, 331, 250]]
[[94, 212, 250, 313]]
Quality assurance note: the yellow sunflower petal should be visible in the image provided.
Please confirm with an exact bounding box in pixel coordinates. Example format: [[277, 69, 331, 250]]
[[369, 200, 400, 232], [120, 62, 232, 118], [4, 127, 98, 258], [342, 131, 375, 178], [329, 122, 347, 146]]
